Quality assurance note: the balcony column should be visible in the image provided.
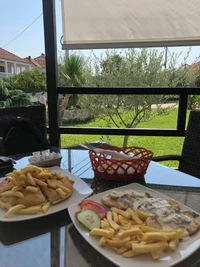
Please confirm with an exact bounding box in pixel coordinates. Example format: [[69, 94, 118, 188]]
[[13, 62, 17, 74], [4, 61, 8, 74]]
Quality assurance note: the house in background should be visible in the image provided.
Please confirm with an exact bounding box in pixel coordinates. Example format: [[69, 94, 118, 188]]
[[0, 48, 31, 78], [24, 53, 46, 72], [0, 49, 46, 78]]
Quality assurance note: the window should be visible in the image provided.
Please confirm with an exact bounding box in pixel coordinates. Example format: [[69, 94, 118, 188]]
[[0, 66, 5, 72]]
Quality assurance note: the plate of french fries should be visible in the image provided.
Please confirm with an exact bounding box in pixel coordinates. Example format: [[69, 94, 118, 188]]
[[0, 165, 93, 221], [68, 183, 200, 267]]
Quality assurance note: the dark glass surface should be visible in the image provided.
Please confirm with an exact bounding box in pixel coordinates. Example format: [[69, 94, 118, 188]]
[[0, 148, 200, 267]]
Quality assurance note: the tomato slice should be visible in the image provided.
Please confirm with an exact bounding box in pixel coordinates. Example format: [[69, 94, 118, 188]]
[[78, 200, 107, 219]]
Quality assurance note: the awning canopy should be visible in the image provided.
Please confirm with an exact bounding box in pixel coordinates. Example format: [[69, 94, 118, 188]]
[[61, 0, 200, 50]]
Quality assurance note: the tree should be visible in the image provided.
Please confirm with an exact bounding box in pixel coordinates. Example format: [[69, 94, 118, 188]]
[[58, 53, 86, 124], [8, 89, 32, 106], [77, 48, 200, 146], [13, 69, 46, 94], [0, 77, 32, 107], [0, 78, 9, 106]]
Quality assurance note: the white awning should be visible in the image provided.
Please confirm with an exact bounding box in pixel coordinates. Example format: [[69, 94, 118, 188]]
[[61, 0, 200, 50]]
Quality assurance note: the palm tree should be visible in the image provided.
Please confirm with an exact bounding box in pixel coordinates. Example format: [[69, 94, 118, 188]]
[[58, 53, 85, 124]]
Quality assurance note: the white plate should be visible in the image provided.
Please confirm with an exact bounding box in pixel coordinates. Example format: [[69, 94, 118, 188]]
[[68, 183, 200, 267], [0, 166, 93, 222]]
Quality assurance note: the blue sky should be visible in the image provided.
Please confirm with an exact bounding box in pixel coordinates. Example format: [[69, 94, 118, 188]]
[[0, 0, 200, 66]]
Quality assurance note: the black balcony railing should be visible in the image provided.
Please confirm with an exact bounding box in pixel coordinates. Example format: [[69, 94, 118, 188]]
[[42, 0, 200, 147]]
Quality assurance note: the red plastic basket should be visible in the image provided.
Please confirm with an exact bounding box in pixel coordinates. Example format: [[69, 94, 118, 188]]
[[89, 145, 154, 181]]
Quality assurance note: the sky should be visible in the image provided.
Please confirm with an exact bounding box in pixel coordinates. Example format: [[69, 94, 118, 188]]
[[0, 0, 200, 67]]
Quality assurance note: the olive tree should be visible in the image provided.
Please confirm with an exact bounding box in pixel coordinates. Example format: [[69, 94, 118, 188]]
[[78, 48, 199, 146]]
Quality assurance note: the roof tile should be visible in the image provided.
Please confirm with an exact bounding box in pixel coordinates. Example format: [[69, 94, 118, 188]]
[[0, 48, 28, 64], [34, 53, 46, 68]]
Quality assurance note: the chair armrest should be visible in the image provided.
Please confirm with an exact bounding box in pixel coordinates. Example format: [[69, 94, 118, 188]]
[[152, 155, 181, 162]]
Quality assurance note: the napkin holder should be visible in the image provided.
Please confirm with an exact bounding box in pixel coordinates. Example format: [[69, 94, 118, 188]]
[[28, 150, 62, 167]]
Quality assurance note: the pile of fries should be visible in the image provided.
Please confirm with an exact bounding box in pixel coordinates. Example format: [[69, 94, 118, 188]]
[[90, 207, 184, 260], [0, 165, 74, 218]]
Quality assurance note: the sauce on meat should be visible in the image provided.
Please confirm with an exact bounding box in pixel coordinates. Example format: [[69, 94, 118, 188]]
[[106, 190, 198, 240]]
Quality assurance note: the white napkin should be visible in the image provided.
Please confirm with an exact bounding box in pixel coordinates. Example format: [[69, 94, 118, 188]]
[[29, 150, 61, 163]]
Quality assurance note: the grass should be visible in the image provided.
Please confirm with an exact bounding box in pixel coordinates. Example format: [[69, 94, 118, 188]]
[[60, 108, 191, 168]]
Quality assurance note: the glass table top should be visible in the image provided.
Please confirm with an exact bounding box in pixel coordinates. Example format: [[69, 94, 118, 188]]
[[0, 147, 200, 267]]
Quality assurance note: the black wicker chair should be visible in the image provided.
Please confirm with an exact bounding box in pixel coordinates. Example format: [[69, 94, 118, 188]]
[[0, 105, 47, 138], [0, 115, 51, 156], [152, 110, 200, 178]]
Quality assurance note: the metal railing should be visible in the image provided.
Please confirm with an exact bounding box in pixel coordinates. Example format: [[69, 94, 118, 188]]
[[45, 86, 200, 145], [0, 72, 15, 78]]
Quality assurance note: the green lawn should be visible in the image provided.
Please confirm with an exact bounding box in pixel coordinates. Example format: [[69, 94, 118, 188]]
[[61, 108, 191, 168]]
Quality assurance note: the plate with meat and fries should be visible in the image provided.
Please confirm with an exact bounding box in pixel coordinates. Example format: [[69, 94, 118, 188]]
[[0, 165, 93, 222], [68, 183, 200, 267]]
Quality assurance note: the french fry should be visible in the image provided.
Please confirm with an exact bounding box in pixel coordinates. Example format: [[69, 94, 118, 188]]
[[12, 186, 22, 192], [99, 236, 107, 247], [151, 251, 160, 260], [163, 232, 178, 240], [127, 208, 143, 225], [47, 179, 59, 189], [0, 200, 8, 209], [5, 202, 13, 210], [107, 236, 131, 247], [12, 176, 26, 187], [42, 202, 51, 213], [5, 172, 15, 178], [56, 188, 67, 198], [169, 238, 179, 251], [0, 190, 24, 198], [34, 178, 48, 187], [142, 232, 169, 241], [107, 211, 120, 231], [101, 219, 110, 229], [122, 250, 140, 258], [132, 241, 168, 253], [112, 211, 119, 223], [20, 165, 42, 174], [138, 225, 182, 234], [25, 186, 39, 193], [4, 204, 25, 218], [38, 171, 52, 179], [125, 240, 139, 249], [19, 174, 27, 180], [57, 184, 71, 194], [17, 206, 42, 215], [12, 177, 19, 186], [118, 215, 129, 226], [120, 221, 132, 230], [117, 226, 143, 239], [136, 209, 149, 220], [117, 246, 130, 254], [27, 172, 36, 186], [111, 207, 131, 219], [52, 172, 62, 179], [90, 228, 112, 237]]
